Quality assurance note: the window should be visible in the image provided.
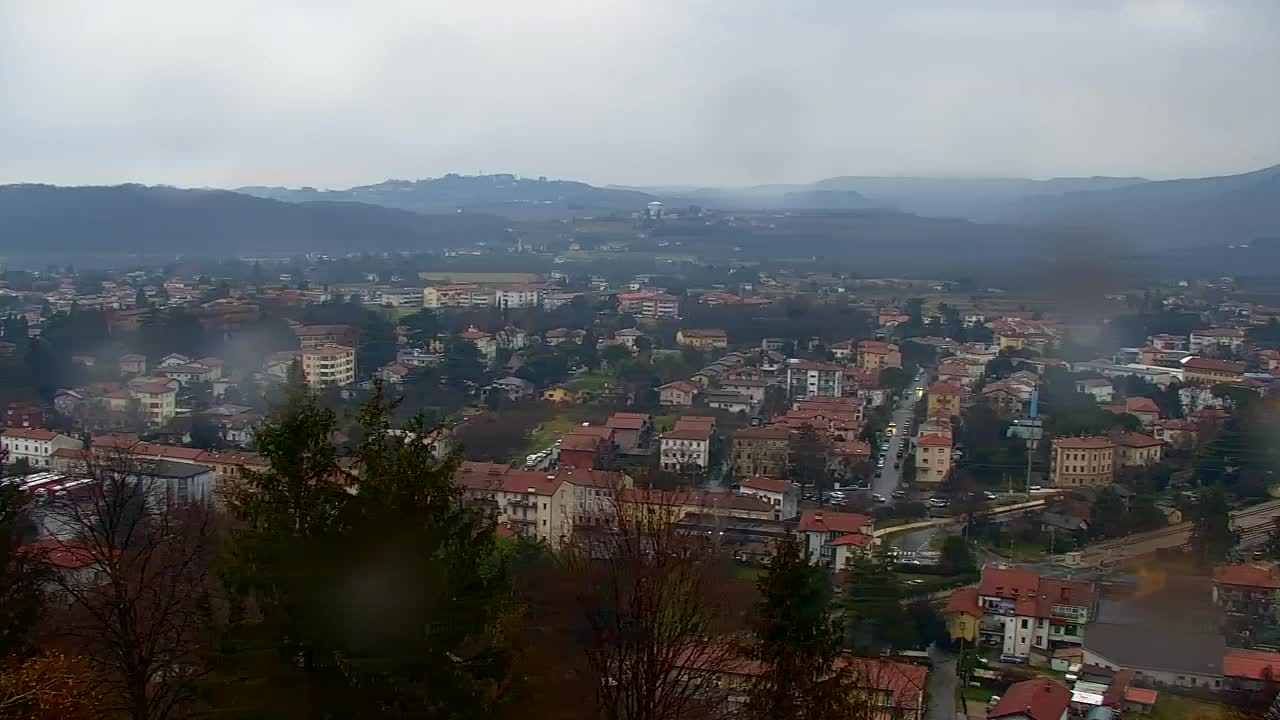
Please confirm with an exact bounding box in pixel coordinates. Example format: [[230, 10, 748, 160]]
[[1020, 619, 1029, 629]]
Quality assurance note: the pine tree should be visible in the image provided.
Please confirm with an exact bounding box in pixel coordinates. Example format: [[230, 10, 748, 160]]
[[1190, 486, 1238, 567], [843, 548, 915, 654], [746, 535, 852, 720]]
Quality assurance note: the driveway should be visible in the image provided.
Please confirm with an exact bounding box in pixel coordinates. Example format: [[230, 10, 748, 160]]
[[926, 645, 958, 720]]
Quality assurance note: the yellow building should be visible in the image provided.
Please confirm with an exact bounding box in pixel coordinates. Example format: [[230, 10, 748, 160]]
[[996, 333, 1026, 351], [914, 434, 953, 483], [944, 587, 982, 643], [1115, 432, 1163, 467], [926, 382, 963, 418], [1181, 357, 1246, 385], [542, 386, 578, 403], [301, 344, 356, 388], [1051, 436, 1116, 487], [675, 329, 729, 350]]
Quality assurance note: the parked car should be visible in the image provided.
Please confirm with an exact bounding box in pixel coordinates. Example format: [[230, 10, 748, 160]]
[[999, 654, 1027, 665], [984, 491, 998, 500], [892, 489, 907, 498], [871, 493, 887, 503]]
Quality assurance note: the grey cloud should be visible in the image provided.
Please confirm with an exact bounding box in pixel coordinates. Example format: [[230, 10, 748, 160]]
[[2, 0, 1278, 188]]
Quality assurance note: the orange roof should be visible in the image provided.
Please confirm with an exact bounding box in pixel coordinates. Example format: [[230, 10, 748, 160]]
[[929, 382, 962, 395], [559, 434, 603, 452], [1053, 436, 1115, 450], [989, 678, 1071, 720], [1124, 687, 1158, 705], [1214, 563, 1280, 589], [1224, 648, 1280, 680], [734, 426, 791, 440], [831, 533, 873, 547], [1114, 432, 1162, 448], [979, 566, 1041, 599], [1, 427, 60, 441], [944, 587, 983, 617], [740, 476, 787, 494], [798, 510, 872, 534], [1124, 396, 1160, 414], [916, 434, 953, 447], [1184, 357, 1245, 373]]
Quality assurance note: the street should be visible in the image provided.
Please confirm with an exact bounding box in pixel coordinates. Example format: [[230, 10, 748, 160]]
[[870, 369, 929, 500], [926, 645, 958, 720]]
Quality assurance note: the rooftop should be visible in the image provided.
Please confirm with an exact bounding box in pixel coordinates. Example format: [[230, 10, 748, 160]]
[[1214, 563, 1280, 589], [798, 509, 873, 535], [1053, 436, 1115, 450], [988, 678, 1071, 720]]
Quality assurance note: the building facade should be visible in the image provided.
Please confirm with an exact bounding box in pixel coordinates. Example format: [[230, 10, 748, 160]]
[[1050, 437, 1116, 487], [301, 344, 356, 388]]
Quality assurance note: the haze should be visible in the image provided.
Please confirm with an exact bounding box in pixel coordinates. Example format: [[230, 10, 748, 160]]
[[3, 0, 1279, 188]]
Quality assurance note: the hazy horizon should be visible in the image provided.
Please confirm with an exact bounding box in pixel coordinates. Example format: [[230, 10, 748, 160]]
[[4, 1, 1279, 189]]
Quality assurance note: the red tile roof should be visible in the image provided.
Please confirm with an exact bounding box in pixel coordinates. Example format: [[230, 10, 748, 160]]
[[945, 587, 983, 617], [929, 382, 962, 395], [1124, 687, 1158, 705], [1184, 357, 1245, 373], [831, 533, 873, 547], [1224, 648, 1280, 680], [798, 510, 873, 535], [1114, 432, 1162, 448], [740, 476, 787, 494], [916, 434, 953, 447], [788, 360, 844, 372], [979, 566, 1041, 599], [559, 434, 604, 452], [1214, 563, 1280, 589], [606, 415, 649, 430], [988, 678, 1071, 720], [662, 427, 712, 441], [1, 427, 60, 441], [1053, 436, 1115, 450], [1124, 396, 1160, 414], [734, 426, 792, 440]]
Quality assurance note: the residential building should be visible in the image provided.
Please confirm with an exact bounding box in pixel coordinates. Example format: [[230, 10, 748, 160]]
[[944, 587, 983, 643], [1153, 418, 1198, 448], [1181, 356, 1246, 385], [542, 292, 581, 311], [1190, 328, 1247, 354], [1075, 378, 1114, 403], [456, 463, 572, 544], [658, 380, 698, 406], [422, 284, 497, 309], [1, 402, 47, 430], [461, 327, 497, 360], [1, 428, 82, 469], [157, 362, 219, 386], [378, 362, 411, 384], [558, 429, 613, 470], [785, 360, 844, 398], [673, 649, 927, 720], [676, 328, 729, 350], [719, 377, 768, 405], [1114, 432, 1163, 467], [542, 386, 579, 403], [1050, 437, 1116, 487], [703, 391, 753, 414], [1213, 563, 1280, 626], [798, 509, 875, 567], [604, 412, 653, 451], [129, 379, 178, 426], [737, 476, 798, 520], [1149, 333, 1189, 351], [1123, 396, 1160, 428], [616, 290, 680, 319], [619, 488, 775, 523], [914, 434, 953, 483], [987, 678, 1071, 720], [495, 284, 545, 309], [301, 344, 356, 388], [856, 341, 902, 371], [927, 382, 963, 418], [118, 353, 147, 376], [294, 324, 358, 350], [968, 566, 1094, 659], [732, 425, 790, 478], [660, 423, 712, 472]]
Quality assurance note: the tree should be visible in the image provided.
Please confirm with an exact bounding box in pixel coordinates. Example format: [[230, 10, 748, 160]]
[[938, 535, 976, 576], [745, 535, 854, 720], [843, 550, 914, 654], [133, 286, 148, 308], [1190, 486, 1238, 567], [0, 483, 46, 658], [37, 450, 221, 720], [219, 382, 515, 717], [563, 485, 751, 720], [1089, 487, 1128, 539], [188, 416, 225, 450], [789, 424, 831, 497]]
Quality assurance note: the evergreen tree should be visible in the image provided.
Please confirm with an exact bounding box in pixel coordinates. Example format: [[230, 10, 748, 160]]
[[1190, 486, 1238, 567], [843, 549, 914, 654], [0, 484, 46, 658], [218, 381, 514, 717], [746, 536, 852, 720], [938, 535, 976, 575]]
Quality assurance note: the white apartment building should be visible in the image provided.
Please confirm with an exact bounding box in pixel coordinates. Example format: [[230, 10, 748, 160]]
[[302, 344, 356, 388], [422, 285, 498, 309], [1, 428, 83, 469], [660, 427, 711, 471], [975, 566, 1094, 659], [785, 360, 844, 398], [496, 284, 545, 309]]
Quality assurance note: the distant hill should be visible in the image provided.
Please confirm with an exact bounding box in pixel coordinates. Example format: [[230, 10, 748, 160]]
[[809, 175, 1149, 219], [1009, 164, 1280, 247], [237, 174, 657, 218], [0, 184, 512, 255]]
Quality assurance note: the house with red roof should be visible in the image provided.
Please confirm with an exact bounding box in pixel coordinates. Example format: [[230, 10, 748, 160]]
[[1223, 648, 1280, 691], [1, 428, 82, 469], [1123, 396, 1161, 428], [455, 462, 631, 544], [944, 587, 984, 642], [658, 380, 699, 407], [968, 565, 1095, 659], [1213, 563, 1280, 623], [737, 475, 798, 520], [604, 412, 653, 451], [798, 509, 875, 566], [1181, 356, 1246, 385], [1113, 432, 1163, 467], [988, 678, 1071, 720]]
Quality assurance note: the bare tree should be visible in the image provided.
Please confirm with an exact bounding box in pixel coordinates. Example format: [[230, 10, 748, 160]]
[[29, 446, 222, 720], [561, 484, 754, 720]]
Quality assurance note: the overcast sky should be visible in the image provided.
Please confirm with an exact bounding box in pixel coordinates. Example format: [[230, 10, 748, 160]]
[[3, 0, 1278, 189]]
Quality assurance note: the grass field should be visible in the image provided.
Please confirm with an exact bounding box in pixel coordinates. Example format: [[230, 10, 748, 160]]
[[567, 369, 613, 392], [1149, 694, 1245, 720], [961, 687, 993, 703], [522, 416, 580, 458]]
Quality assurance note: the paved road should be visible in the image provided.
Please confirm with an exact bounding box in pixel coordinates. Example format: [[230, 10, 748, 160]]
[[926, 646, 958, 720], [871, 369, 929, 500]]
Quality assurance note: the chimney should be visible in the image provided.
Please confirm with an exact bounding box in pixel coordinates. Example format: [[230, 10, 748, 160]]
[[814, 512, 823, 521], [1060, 586, 1070, 603]]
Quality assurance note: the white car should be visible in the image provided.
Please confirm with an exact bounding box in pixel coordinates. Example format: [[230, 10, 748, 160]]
[[871, 493, 887, 503]]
